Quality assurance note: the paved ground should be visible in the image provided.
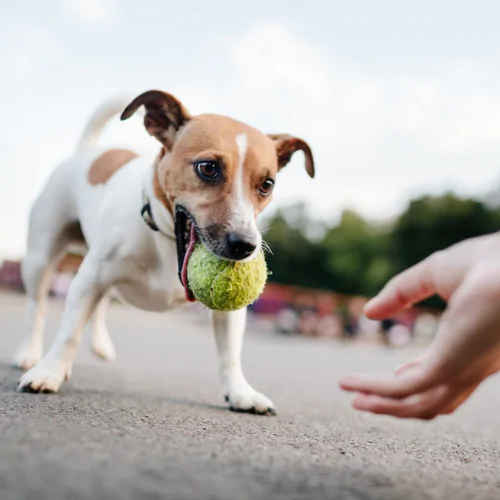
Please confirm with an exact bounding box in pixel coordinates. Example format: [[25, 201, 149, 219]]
[[1, 292, 500, 500]]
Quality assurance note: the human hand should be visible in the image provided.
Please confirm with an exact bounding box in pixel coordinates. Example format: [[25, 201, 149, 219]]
[[340, 233, 500, 419]]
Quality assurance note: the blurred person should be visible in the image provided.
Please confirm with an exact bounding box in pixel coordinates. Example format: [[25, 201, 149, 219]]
[[387, 324, 412, 347], [340, 233, 500, 419], [379, 318, 395, 345], [275, 307, 300, 335], [344, 296, 369, 341], [315, 313, 343, 339], [299, 309, 320, 336], [412, 313, 439, 345], [357, 314, 381, 344], [317, 293, 337, 317], [340, 302, 357, 340]]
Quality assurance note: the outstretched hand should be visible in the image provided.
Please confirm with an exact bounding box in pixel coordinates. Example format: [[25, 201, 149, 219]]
[[340, 233, 500, 419]]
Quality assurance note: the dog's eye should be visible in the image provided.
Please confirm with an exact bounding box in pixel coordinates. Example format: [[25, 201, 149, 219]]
[[195, 160, 219, 181], [259, 178, 274, 196]]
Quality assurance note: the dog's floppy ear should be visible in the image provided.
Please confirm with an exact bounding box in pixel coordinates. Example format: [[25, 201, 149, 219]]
[[268, 134, 315, 178], [121, 90, 191, 149]]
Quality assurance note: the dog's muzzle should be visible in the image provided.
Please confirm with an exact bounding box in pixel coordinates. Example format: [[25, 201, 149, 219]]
[[174, 207, 198, 302]]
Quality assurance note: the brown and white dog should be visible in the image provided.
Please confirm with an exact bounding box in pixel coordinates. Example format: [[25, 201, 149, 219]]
[[14, 90, 314, 414]]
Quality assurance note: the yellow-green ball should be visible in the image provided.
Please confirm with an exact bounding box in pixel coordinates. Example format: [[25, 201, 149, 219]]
[[187, 243, 268, 311]]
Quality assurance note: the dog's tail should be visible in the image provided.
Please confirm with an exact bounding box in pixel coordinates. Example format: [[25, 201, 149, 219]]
[[76, 97, 134, 150]]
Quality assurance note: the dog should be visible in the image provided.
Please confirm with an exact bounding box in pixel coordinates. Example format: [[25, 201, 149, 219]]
[[14, 90, 315, 414]]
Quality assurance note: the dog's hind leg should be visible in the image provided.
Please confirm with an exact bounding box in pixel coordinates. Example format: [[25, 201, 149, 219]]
[[14, 229, 72, 371], [14, 252, 56, 370], [18, 251, 108, 393], [90, 292, 116, 362], [14, 167, 83, 371]]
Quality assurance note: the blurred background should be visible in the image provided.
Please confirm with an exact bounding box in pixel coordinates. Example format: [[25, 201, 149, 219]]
[[3, 0, 500, 347]]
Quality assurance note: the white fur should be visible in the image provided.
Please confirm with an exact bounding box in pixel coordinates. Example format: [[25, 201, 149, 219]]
[[233, 133, 261, 259], [234, 133, 249, 216], [212, 309, 274, 412], [15, 100, 274, 414]]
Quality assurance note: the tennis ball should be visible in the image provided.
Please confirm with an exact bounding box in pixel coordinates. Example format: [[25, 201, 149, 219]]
[[187, 243, 268, 311]]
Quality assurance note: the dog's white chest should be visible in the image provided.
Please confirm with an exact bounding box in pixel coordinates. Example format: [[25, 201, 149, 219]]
[[111, 236, 188, 312], [114, 274, 186, 312]]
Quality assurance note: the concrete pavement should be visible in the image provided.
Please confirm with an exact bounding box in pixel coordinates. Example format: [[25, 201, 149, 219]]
[[1, 292, 500, 500]]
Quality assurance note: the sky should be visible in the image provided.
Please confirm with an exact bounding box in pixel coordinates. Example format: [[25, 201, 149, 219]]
[[2, 0, 500, 258]]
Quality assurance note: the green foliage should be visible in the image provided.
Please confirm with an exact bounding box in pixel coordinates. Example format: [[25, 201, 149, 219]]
[[392, 193, 500, 273], [263, 205, 330, 290], [263, 193, 500, 306], [264, 205, 392, 296], [322, 210, 391, 296]]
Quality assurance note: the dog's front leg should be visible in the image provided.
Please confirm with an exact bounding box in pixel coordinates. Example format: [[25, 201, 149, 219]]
[[212, 309, 275, 415], [18, 256, 106, 393]]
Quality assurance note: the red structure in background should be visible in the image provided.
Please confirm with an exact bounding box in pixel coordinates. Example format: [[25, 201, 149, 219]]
[[251, 282, 365, 338], [0, 255, 83, 295], [252, 282, 439, 343], [1, 258, 439, 344], [252, 282, 350, 315], [0, 261, 22, 291]]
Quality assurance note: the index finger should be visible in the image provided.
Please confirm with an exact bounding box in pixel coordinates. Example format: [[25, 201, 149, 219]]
[[364, 253, 441, 320]]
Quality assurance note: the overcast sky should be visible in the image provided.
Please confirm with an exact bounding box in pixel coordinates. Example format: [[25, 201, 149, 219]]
[[2, 0, 500, 258]]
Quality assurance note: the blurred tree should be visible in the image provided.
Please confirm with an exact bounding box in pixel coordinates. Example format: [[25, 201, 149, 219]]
[[321, 210, 391, 296], [262, 194, 500, 307], [264, 205, 391, 296], [390, 193, 500, 308], [392, 193, 500, 273], [263, 205, 331, 290]]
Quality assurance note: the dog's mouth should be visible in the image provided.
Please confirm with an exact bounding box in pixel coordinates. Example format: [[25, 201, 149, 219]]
[[175, 207, 198, 302]]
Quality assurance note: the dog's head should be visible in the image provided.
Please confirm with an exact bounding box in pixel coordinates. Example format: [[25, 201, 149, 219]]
[[121, 90, 314, 295]]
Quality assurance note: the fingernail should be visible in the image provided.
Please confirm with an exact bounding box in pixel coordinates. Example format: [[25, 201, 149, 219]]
[[363, 298, 376, 312], [339, 375, 360, 390]]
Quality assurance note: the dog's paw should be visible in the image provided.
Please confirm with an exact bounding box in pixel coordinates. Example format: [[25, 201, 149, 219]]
[[225, 381, 276, 415], [17, 358, 70, 393], [91, 329, 116, 362], [12, 343, 43, 371]]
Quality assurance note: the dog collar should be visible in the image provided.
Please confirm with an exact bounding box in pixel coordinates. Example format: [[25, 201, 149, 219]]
[[141, 199, 160, 232], [141, 190, 175, 241]]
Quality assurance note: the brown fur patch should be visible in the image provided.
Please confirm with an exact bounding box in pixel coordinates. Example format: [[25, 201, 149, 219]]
[[88, 149, 138, 186], [121, 90, 191, 149], [157, 114, 280, 247], [268, 134, 315, 178], [120, 90, 314, 242]]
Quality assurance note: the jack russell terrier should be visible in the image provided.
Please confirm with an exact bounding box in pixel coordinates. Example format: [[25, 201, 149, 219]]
[[14, 90, 314, 414]]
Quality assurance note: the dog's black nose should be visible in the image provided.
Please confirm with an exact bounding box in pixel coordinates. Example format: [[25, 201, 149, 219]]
[[226, 233, 257, 260]]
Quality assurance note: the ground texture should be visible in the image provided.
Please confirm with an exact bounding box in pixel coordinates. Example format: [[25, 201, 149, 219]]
[[1, 292, 500, 500]]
